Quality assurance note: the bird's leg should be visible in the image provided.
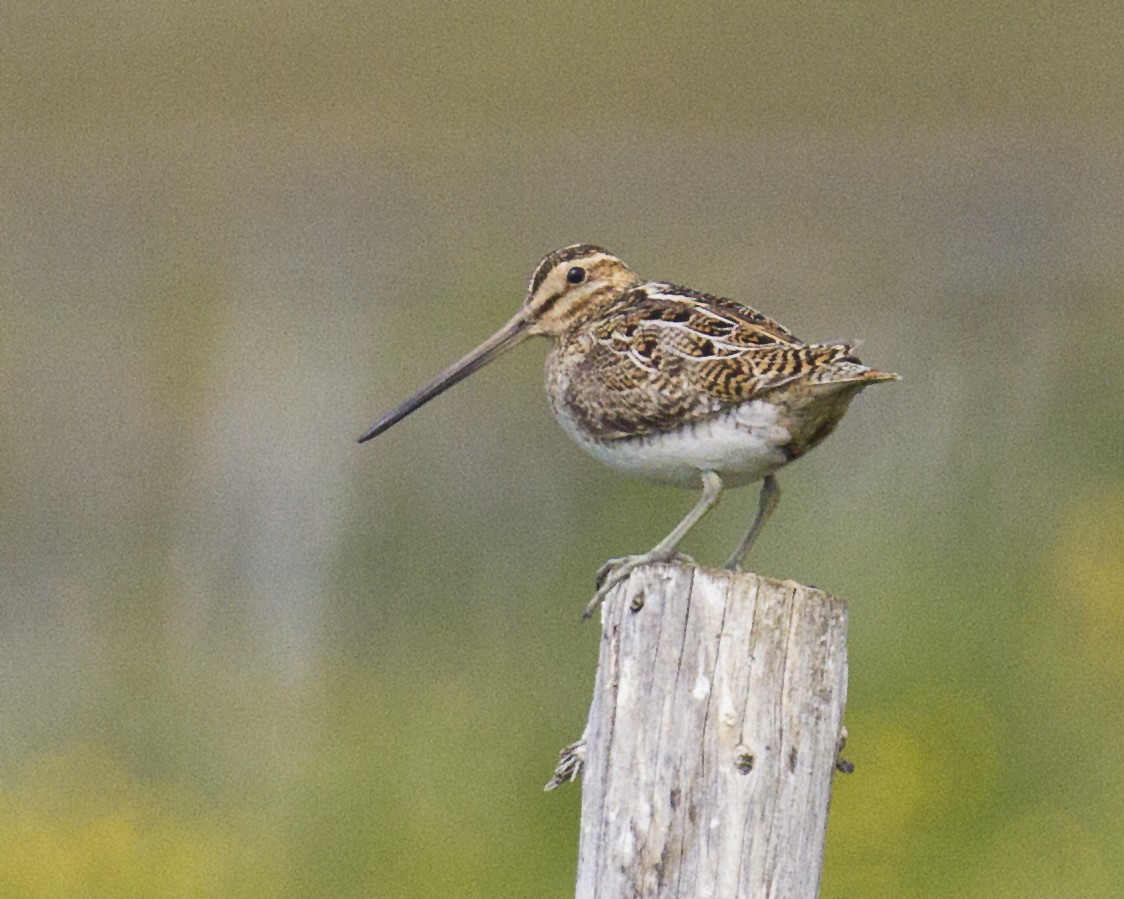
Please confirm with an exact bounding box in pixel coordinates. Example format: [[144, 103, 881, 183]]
[[584, 470, 723, 619], [724, 474, 780, 571]]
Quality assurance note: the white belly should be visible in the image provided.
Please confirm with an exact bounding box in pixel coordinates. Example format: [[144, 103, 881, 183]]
[[553, 400, 791, 489]]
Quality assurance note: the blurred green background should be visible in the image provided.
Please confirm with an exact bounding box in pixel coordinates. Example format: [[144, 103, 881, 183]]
[[3, 1, 1124, 896]]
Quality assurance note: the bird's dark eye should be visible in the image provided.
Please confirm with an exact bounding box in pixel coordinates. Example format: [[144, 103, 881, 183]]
[[566, 266, 586, 284]]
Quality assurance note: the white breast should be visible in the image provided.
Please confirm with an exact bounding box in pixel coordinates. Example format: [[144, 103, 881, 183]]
[[552, 400, 791, 490]]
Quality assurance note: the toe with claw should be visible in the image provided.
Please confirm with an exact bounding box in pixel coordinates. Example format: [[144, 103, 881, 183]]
[[584, 552, 700, 620]]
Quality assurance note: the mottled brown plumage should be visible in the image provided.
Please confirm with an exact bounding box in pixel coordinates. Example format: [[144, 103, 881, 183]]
[[549, 280, 876, 441], [360, 244, 899, 616]]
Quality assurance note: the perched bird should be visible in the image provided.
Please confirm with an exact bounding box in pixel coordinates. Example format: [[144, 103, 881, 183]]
[[360, 245, 898, 617]]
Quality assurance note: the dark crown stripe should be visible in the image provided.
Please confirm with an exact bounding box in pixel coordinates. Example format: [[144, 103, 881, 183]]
[[529, 244, 612, 295]]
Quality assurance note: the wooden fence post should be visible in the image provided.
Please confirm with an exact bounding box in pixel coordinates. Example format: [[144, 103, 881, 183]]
[[550, 562, 849, 899]]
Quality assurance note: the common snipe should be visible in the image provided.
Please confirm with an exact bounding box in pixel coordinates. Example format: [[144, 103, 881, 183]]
[[360, 245, 898, 617]]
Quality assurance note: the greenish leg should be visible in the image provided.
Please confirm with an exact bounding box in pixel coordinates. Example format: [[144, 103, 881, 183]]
[[584, 470, 723, 620], [724, 474, 780, 571]]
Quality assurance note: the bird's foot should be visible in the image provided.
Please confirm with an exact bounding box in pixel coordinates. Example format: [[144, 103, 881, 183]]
[[584, 552, 697, 620], [593, 551, 696, 588]]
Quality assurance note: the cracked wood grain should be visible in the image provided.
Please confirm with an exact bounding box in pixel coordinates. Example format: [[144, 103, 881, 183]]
[[573, 563, 848, 899]]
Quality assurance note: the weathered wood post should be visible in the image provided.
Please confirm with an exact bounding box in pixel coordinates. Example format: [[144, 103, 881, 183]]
[[549, 562, 849, 899]]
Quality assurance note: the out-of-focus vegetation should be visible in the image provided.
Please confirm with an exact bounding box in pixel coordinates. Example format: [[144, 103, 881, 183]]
[[3, 2, 1123, 896]]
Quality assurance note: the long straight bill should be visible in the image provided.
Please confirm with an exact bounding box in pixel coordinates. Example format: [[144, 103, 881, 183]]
[[357, 310, 533, 443]]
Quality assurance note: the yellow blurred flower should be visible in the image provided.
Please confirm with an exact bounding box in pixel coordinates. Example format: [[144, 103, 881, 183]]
[[1054, 486, 1124, 676]]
